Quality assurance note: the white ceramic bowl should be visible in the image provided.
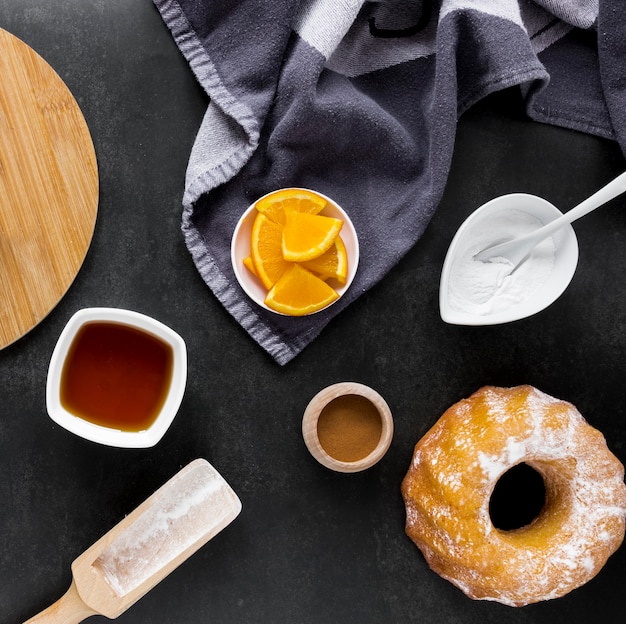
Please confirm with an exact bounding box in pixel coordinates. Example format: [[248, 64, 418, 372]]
[[46, 307, 187, 448], [231, 188, 359, 315], [440, 194, 579, 325], [302, 382, 393, 473]]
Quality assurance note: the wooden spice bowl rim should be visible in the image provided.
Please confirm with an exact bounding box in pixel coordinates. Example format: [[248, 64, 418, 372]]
[[302, 382, 393, 473]]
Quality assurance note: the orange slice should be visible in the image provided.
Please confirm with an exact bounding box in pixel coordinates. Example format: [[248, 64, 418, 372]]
[[255, 188, 326, 225], [282, 211, 343, 262], [302, 236, 348, 285], [265, 264, 339, 316], [250, 213, 292, 289], [242, 255, 258, 279]]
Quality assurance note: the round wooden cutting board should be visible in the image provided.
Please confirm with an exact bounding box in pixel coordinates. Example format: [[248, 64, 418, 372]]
[[0, 28, 98, 349]]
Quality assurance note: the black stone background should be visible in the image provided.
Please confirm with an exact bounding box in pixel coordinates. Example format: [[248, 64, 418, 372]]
[[1, 1, 624, 623]]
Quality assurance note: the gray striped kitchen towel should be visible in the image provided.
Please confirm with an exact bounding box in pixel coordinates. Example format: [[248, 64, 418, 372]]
[[153, 0, 625, 364]]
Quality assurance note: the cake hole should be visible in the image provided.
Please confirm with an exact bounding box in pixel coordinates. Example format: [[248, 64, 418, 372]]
[[489, 463, 546, 531]]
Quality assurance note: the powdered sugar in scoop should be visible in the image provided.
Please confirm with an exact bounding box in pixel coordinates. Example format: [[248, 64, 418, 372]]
[[95, 459, 242, 597]]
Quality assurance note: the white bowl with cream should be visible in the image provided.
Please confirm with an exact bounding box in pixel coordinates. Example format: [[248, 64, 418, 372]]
[[440, 194, 579, 325]]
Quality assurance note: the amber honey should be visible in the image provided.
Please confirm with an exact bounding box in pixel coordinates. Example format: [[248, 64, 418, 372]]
[[60, 321, 173, 432]]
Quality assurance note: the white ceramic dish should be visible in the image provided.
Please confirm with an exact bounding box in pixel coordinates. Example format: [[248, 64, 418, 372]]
[[439, 194, 579, 325], [231, 188, 359, 315], [46, 307, 187, 448]]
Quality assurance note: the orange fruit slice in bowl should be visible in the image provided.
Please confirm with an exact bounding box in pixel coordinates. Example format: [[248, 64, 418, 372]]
[[242, 256, 258, 278], [265, 264, 339, 316], [250, 213, 292, 289], [282, 211, 343, 262], [301, 236, 348, 285], [255, 188, 326, 225]]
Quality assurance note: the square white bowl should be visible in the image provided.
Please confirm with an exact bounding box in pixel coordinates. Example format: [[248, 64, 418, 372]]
[[46, 307, 187, 448]]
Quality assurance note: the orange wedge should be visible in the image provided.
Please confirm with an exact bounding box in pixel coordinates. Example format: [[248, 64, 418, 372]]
[[250, 213, 292, 289], [242, 255, 259, 279], [265, 264, 339, 316], [282, 211, 343, 262], [302, 236, 348, 285], [255, 188, 326, 225]]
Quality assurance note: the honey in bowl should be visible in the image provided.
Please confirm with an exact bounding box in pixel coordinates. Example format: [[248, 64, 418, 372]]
[[60, 321, 174, 432]]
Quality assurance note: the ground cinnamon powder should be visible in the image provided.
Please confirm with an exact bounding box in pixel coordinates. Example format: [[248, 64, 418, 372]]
[[316, 394, 383, 462]]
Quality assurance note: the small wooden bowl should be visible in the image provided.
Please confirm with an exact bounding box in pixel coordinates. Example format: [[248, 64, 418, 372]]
[[302, 382, 393, 473]]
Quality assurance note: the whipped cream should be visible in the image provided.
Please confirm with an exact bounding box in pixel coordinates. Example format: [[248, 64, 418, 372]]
[[447, 209, 556, 316]]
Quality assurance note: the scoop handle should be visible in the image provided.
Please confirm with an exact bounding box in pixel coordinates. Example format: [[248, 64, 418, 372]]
[[23, 580, 97, 624]]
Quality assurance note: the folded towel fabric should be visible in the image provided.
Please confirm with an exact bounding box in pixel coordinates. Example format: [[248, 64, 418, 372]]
[[153, 0, 624, 364]]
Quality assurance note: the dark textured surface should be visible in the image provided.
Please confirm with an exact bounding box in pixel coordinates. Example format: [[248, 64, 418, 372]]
[[1, 2, 625, 623]]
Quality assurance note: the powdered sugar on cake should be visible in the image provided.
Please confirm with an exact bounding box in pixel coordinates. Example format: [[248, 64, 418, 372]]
[[401, 385, 626, 607]]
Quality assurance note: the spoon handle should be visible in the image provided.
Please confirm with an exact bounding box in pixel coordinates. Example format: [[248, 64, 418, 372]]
[[23, 580, 96, 624], [546, 170, 626, 232], [475, 171, 626, 264]]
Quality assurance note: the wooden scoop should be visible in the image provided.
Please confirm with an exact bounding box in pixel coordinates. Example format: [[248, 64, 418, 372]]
[[24, 459, 242, 623]]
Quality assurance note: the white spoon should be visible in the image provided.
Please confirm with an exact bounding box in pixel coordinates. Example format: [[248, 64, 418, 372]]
[[474, 171, 626, 266]]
